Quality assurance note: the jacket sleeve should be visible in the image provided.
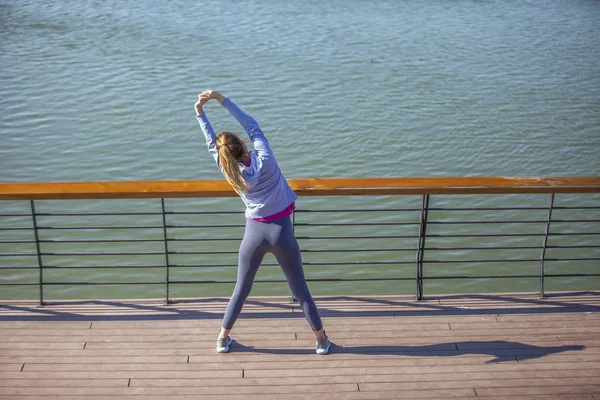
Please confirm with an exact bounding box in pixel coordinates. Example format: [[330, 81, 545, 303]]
[[221, 98, 274, 161], [196, 113, 220, 167]]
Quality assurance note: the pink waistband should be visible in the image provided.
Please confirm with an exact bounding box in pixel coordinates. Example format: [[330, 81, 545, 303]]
[[248, 203, 296, 222]]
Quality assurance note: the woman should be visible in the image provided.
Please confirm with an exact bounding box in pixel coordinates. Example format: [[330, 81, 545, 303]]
[[194, 90, 331, 355]]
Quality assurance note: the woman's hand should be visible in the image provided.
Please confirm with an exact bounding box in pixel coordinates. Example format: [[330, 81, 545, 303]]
[[194, 94, 208, 115], [195, 90, 226, 115], [201, 90, 226, 104]]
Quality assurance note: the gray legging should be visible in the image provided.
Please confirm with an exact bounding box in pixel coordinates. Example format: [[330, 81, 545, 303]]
[[221, 215, 323, 332]]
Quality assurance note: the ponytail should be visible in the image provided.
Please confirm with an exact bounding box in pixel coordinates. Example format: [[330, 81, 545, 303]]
[[216, 132, 248, 193]]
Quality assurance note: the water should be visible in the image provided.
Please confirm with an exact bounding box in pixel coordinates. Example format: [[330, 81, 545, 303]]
[[1, 0, 599, 299]]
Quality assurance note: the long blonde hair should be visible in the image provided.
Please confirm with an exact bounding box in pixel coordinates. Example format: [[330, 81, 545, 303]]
[[216, 132, 248, 193]]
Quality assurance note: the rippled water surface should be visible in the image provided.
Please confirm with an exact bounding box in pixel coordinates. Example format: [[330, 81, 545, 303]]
[[1, 0, 599, 299]]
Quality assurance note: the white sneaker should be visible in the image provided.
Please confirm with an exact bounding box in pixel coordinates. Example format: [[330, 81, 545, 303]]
[[216, 336, 232, 353], [316, 334, 331, 355]]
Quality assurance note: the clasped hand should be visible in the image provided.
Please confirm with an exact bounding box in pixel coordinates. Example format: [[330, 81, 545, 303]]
[[195, 90, 223, 115]]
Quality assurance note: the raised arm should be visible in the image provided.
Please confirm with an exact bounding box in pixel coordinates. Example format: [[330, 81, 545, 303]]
[[195, 95, 219, 165]]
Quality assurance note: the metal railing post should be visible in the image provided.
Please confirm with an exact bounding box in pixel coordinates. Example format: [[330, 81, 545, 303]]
[[30, 200, 45, 307], [289, 208, 298, 304], [161, 198, 171, 305], [540, 193, 555, 299], [415, 194, 430, 301]]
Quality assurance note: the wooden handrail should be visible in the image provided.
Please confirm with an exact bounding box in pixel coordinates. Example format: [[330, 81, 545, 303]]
[[0, 177, 598, 200]]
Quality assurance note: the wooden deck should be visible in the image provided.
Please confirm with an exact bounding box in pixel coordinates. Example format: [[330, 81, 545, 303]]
[[0, 292, 599, 399]]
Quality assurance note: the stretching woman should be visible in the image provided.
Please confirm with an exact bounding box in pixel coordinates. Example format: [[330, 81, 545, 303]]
[[194, 90, 331, 355]]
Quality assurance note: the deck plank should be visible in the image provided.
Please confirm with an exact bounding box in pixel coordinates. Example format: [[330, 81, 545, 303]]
[[2, 367, 598, 384], [18, 355, 517, 371], [0, 384, 358, 395], [358, 378, 600, 391], [0, 364, 23, 372], [475, 385, 600, 396], [0, 394, 594, 400]]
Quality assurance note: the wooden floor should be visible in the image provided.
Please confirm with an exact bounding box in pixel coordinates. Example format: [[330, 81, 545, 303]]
[[0, 292, 599, 399]]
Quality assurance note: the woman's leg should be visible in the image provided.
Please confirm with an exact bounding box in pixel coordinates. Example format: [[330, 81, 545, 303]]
[[220, 220, 268, 332], [272, 217, 324, 334]]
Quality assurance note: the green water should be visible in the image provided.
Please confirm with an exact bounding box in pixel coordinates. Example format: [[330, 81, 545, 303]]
[[1, 0, 599, 299]]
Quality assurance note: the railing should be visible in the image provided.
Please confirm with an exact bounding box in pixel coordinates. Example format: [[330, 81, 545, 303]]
[[1, 177, 599, 305]]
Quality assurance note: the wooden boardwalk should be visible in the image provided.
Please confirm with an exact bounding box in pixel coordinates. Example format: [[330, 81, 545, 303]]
[[0, 292, 599, 399]]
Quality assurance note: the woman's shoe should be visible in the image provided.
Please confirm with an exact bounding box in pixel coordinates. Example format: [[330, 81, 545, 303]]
[[316, 335, 331, 355], [216, 336, 233, 353]]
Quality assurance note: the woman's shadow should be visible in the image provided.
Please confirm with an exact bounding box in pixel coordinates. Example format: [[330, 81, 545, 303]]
[[232, 340, 585, 363]]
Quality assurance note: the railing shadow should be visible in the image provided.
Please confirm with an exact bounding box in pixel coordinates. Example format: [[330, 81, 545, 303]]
[[315, 291, 600, 317], [0, 298, 297, 321], [0, 291, 598, 321]]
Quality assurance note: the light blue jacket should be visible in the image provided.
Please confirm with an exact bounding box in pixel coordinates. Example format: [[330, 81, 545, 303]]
[[196, 98, 298, 219]]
